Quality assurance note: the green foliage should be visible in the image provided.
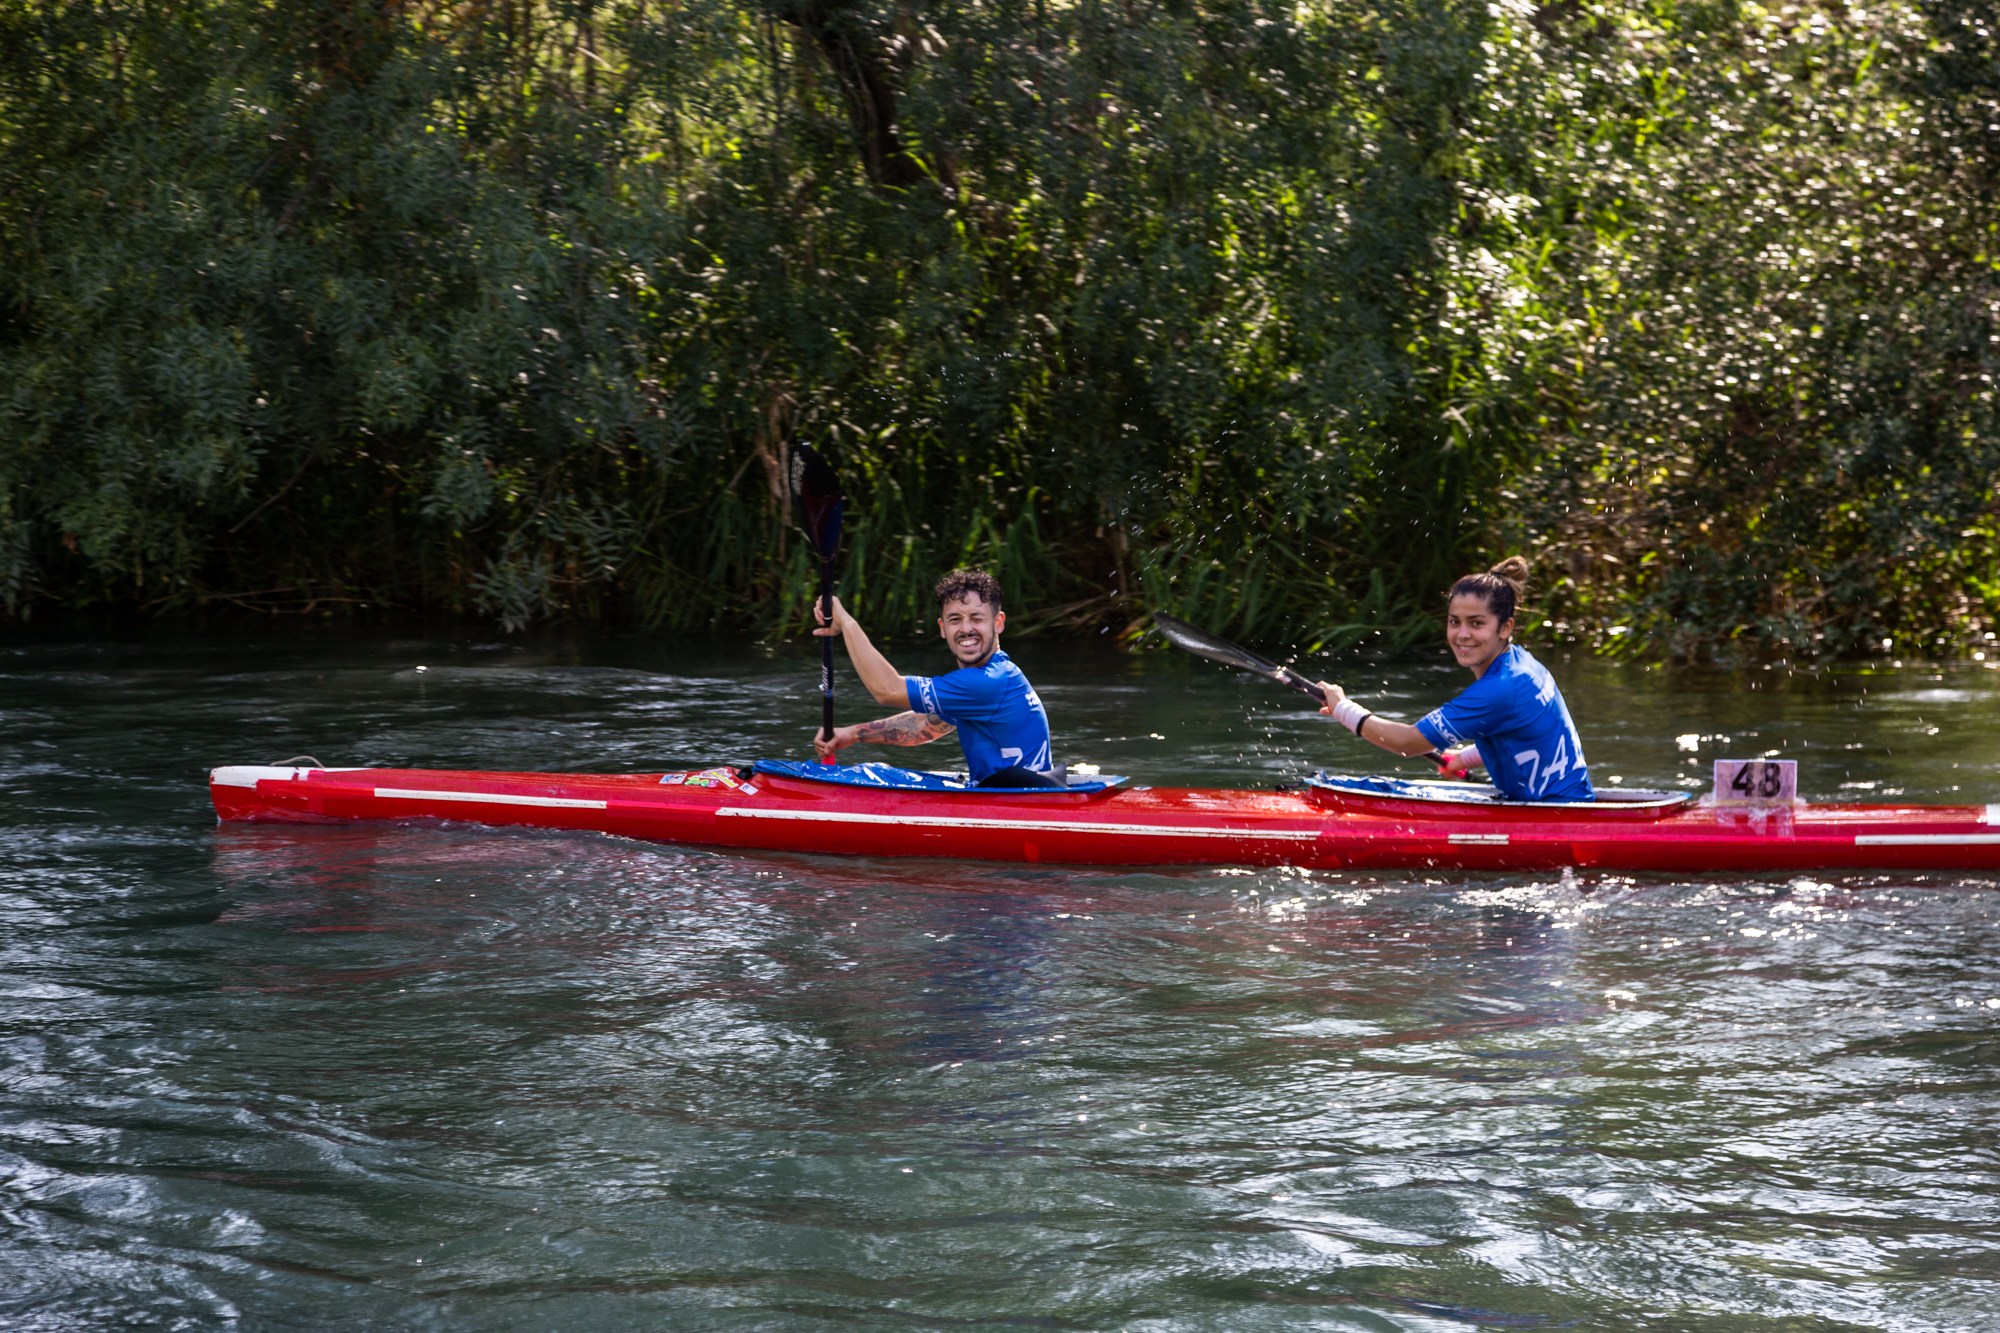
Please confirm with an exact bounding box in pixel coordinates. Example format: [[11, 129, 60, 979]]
[[0, 0, 1994, 658], [1, 0, 679, 623], [1506, 0, 2000, 661]]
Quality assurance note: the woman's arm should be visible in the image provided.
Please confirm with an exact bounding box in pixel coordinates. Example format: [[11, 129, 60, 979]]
[[1313, 681, 1438, 757], [1313, 681, 1483, 777]]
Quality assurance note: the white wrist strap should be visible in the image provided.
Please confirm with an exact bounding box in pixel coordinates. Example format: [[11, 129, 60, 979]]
[[1331, 698, 1371, 735]]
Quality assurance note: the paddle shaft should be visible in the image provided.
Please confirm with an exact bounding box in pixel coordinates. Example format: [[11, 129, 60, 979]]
[[818, 557, 836, 762], [789, 442, 845, 766], [1271, 665, 1329, 704]]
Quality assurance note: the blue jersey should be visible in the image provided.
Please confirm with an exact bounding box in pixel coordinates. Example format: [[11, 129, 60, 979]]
[[1414, 645, 1593, 802], [906, 650, 1053, 782]]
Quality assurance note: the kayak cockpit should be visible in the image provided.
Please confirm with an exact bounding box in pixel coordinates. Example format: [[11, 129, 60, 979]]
[[1307, 772, 1695, 820], [751, 759, 1130, 794]]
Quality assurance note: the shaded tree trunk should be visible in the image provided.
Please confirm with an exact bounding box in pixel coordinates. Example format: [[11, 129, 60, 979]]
[[771, 0, 937, 189]]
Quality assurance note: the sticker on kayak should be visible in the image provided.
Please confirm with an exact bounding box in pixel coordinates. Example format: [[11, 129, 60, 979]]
[[661, 767, 755, 794], [1712, 759, 1797, 805]]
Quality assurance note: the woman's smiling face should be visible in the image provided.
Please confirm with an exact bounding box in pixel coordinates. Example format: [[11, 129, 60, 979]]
[[1446, 592, 1513, 676]]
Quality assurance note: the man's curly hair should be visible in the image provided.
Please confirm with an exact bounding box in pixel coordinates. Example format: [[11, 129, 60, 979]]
[[934, 567, 1003, 612]]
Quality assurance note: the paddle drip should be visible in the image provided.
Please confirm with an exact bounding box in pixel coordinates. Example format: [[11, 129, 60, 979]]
[[791, 444, 845, 764]]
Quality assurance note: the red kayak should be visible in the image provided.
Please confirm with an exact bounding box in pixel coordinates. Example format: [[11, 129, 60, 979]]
[[207, 759, 2000, 873]]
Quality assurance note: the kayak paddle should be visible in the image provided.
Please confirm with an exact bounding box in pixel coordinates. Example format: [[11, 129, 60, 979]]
[[791, 443, 844, 764], [1150, 611, 1448, 770]]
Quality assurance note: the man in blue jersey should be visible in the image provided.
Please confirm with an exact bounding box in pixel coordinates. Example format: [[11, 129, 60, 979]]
[[810, 568, 1058, 787]]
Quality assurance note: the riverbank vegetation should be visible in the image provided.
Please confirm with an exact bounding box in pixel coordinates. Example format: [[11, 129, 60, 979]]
[[2, 0, 1996, 660]]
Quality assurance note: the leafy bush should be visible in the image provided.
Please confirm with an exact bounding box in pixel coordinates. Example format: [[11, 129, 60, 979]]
[[0, 0, 1992, 658], [1508, 0, 2000, 661]]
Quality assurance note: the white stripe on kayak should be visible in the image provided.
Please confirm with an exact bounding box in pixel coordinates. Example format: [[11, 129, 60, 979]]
[[714, 808, 1317, 841], [1854, 833, 2000, 846], [374, 788, 608, 810], [1986, 804, 2000, 826], [1448, 833, 1509, 845]]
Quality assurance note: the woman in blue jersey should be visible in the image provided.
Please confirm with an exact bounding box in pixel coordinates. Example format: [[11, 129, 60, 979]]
[[1314, 557, 1593, 802]]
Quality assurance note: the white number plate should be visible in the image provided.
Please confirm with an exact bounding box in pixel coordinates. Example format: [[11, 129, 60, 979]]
[[1712, 759, 1797, 805]]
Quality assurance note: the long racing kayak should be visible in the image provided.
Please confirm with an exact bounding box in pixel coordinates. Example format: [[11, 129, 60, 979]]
[[207, 759, 2000, 873]]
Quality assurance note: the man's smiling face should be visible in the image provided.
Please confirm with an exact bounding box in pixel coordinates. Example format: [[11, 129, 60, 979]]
[[938, 595, 1004, 667]]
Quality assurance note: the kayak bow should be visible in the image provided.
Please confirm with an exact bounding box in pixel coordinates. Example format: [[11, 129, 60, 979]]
[[208, 760, 2000, 873]]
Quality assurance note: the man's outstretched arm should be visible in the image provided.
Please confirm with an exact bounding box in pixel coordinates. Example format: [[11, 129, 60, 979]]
[[813, 595, 908, 707], [814, 712, 956, 760]]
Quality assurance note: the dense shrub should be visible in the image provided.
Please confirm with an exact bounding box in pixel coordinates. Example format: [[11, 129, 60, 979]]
[[1514, 0, 2000, 662], [0, 0, 1992, 657]]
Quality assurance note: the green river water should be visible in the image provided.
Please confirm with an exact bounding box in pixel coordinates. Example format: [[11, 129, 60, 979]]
[[3, 622, 1998, 1331]]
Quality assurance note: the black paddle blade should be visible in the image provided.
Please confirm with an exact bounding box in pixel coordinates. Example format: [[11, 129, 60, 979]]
[[1152, 612, 1285, 676], [1153, 611, 1333, 707], [790, 443, 843, 559], [1154, 610, 1445, 768]]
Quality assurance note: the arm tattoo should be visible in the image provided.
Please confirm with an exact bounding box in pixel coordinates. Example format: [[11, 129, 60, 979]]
[[855, 711, 956, 746]]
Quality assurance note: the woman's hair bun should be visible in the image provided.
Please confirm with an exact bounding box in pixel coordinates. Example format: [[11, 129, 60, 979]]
[[1448, 555, 1530, 625]]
